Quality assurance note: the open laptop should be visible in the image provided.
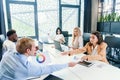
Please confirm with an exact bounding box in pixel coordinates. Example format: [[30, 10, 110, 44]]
[[39, 36, 53, 44], [54, 40, 63, 52]]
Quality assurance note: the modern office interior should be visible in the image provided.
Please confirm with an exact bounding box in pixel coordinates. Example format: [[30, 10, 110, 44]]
[[0, 0, 120, 80]]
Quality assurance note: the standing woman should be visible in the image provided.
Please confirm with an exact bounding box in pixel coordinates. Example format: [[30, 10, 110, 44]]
[[62, 31, 108, 63], [70, 27, 83, 49], [54, 27, 65, 44]]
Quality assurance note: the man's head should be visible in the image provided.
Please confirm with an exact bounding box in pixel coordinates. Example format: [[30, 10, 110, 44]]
[[7, 29, 18, 42], [16, 37, 37, 56]]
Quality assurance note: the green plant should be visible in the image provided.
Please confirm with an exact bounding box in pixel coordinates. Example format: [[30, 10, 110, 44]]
[[116, 15, 120, 22], [98, 12, 120, 22], [98, 15, 104, 22]]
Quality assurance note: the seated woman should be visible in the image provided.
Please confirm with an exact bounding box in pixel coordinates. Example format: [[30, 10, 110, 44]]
[[54, 27, 65, 44], [62, 31, 108, 63], [69, 27, 83, 49]]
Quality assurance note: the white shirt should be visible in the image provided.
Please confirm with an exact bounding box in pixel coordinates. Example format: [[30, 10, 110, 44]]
[[72, 36, 83, 49], [91, 45, 98, 55], [54, 34, 65, 43], [2, 39, 16, 55]]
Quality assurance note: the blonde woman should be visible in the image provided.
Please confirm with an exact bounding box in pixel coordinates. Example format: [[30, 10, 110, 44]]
[[70, 27, 83, 49]]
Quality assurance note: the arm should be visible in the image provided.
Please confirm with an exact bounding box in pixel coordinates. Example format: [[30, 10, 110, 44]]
[[62, 43, 89, 56], [28, 62, 77, 77], [97, 42, 108, 63], [82, 42, 109, 63], [60, 34, 65, 43]]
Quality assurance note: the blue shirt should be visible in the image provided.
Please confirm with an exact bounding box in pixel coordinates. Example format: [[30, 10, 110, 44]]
[[0, 52, 68, 80]]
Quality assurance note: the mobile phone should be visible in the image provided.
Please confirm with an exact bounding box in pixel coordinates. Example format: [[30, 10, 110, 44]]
[[77, 60, 93, 67]]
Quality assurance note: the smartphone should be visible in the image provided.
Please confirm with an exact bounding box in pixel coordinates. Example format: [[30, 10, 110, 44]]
[[78, 60, 93, 67]]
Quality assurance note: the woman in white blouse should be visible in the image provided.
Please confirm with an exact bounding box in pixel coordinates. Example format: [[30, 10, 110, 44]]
[[70, 27, 83, 49], [54, 27, 65, 44]]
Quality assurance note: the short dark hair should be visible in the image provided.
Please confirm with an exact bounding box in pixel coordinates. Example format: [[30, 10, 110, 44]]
[[92, 31, 103, 44], [7, 29, 16, 37], [56, 27, 62, 34]]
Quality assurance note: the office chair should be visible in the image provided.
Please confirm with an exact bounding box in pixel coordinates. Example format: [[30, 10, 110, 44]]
[[0, 34, 5, 61], [105, 36, 120, 68], [83, 33, 90, 46], [62, 31, 68, 46]]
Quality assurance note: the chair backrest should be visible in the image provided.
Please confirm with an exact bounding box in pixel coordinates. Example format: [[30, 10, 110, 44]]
[[62, 31, 68, 46], [83, 33, 90, 46], [0, 34, 5, 61], [105, 36, 120, 68]]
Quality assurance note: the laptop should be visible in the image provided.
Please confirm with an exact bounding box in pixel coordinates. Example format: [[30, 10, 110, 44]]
[[54, 40, 63, 52], [39, 36, 53, 44], [43, 74, 63, 80]]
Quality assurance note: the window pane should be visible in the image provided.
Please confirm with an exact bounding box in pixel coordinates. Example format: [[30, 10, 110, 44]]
[[37, 0, 59, 39], [9, 0, 35, 2], [62, 8, 79, 34], [10, 4, 35, 37], [115, 1, 120, 15], [103, 0, 113, 14], [61, 0, 80, 5]]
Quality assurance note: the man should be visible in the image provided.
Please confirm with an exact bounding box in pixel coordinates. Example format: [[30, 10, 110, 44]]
[[0, 37, 77, 80], [2, 29, 18, 54]]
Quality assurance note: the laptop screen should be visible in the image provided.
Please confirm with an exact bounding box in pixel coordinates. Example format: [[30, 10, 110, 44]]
[[54, 40, 63, 51]]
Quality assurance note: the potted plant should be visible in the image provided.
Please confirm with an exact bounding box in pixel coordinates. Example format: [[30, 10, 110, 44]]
[[97, 12, 120, 34], [97, 14, 111, 33]]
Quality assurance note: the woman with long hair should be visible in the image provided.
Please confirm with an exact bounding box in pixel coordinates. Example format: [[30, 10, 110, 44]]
[[62, 31, 108, 63], [70, 27, 83, 49]]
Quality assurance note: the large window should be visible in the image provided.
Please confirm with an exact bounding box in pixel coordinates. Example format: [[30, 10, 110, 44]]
[[5, 0, 38, 39], [37, 0, 59, 39], [98, 0, 120, 21], [98, 0, 113, 21], [4, 0, 84, 42], [115, 0, 120, 15]]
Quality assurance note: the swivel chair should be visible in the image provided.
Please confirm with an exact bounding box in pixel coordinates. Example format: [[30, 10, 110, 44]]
[[0, 34, 5, 61], [62, 31, 69, 46], [105, 36, 120, 68]]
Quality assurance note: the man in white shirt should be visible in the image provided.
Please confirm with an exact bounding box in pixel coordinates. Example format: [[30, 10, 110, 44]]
[[2, 29, 18, 55]]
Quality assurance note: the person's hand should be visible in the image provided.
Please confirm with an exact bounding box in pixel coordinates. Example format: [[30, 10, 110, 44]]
[[59, 38, 64, 43], [68, 46, 72, 49], [61, 51, 69, 55], [81, 55, 92, 61], [68, 62, 77, 67], [67, 46, 76, 50]]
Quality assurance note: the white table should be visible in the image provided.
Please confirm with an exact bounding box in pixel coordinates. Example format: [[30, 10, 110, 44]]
[[31, 44, 120, 80]]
